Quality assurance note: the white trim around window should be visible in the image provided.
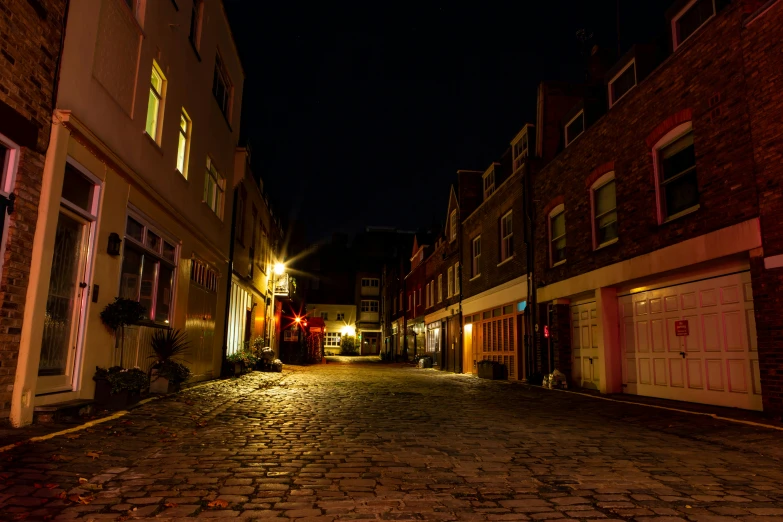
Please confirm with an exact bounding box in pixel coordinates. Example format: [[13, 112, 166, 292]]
[[651, 121, 699, 224], [471, 235, 481, 278], [608, 59, 637, 108], [671, 0, 716, 51], [564, 110, 585, 147], [549, 204, 566, 267], [590, 172, 619, 250], [0, 133, 20, 281], [500, 210, 513, 262]]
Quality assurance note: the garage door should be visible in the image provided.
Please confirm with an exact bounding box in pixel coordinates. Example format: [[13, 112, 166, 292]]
[[619, 272, 761, 410], [572, 302, 600, 390]]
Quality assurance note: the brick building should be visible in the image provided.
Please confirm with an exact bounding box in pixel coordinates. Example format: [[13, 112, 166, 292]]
[[403, 232, 432, 360], [532, 0, 770, 410], [0, 0, 67, 420], [460, 141, 531, 381]]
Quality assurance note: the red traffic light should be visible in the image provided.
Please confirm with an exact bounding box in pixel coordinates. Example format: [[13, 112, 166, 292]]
[[543, 325, 550, 338]]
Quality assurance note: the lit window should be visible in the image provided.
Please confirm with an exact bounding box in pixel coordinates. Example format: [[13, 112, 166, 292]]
[[120, 213, 179, 324], [500, 211, 513, 261], [447, 266, 454, 298], [361, 278, 380, 287], [325, 332, 342, 346], [213, 53, 233, 121], [204, 157, 225, 218], [189, 0, 203, 51], [437, 274, 443, 303], [336, 312, 345, 321], [655, 125, 699, 221], [549, 205, 566, 266], [591, 174, 618, 248], [565, 111, 584, 147], [472, 236, 481, 277], [483, 169, 495, 200], [145, 62, 165, 143], [176, 109, 191, 177], [609, 60, 636, 107], [454, 262, 460, 294], [672, 0, 715, 50], [450, 209, 457, 242]]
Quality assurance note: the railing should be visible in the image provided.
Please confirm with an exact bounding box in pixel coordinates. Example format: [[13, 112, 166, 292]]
[[111, 324, 165, 370]]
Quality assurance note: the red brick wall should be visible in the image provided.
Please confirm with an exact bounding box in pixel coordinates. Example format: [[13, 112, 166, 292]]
[[742, 0, 783, 413], [533, 2, 757, 289], [0, 0, 66, 419], [462, 168, 528, 300]]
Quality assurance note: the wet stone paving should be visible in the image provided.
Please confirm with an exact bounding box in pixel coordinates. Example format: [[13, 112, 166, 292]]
[[1, 362, 783, 521]]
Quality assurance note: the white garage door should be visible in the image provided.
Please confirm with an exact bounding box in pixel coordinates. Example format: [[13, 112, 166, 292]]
[[619, 272, 761, 410], [572, 302, 600, 390]]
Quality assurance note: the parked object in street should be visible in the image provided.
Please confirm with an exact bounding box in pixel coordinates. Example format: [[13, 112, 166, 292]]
[[271, 359, 283, 372], [93, 366, 148, 410], [543, 369, 568, 390], [477, 360, 507, 380], [256, 346, 276, 370], [417, 356, 433, 368], [149, 329, 192, 394]]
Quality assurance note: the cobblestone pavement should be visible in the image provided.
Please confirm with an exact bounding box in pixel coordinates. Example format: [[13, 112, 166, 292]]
[[1, 363, 783, 521]]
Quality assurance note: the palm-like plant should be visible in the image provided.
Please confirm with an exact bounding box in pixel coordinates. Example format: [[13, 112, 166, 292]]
[[149, 328, 190, 365]]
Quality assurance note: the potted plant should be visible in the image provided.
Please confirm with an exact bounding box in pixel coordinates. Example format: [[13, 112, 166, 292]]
[[93, 366, 149, 410], [100, 297, 146, 365], [226, 350, 257, 376], [148, 328, 191, 394]]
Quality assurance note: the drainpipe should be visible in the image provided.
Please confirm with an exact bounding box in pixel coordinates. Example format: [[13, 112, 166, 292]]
[[220, 185, 239, 377]]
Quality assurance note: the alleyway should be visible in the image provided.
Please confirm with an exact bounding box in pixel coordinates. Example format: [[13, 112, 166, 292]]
[[2, 363, 783, 521]]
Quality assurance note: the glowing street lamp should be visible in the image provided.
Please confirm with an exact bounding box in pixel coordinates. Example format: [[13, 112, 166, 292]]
[[274, 262, 285, 275]]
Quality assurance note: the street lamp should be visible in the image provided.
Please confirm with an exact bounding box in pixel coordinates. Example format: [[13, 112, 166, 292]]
[[274, 262, 285, 275]]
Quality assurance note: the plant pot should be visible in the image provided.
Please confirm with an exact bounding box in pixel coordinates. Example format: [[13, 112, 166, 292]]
[[94, 379, 142, 410], [234, 362, 242, 377], [149, 369, 180, 394]]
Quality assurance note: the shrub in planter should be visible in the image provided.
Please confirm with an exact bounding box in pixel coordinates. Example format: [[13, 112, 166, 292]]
[[226, 351, 257, 376], [93, 366, 149, 410], [339, 335, 359, 356], [148, 328, 191, 394], [100, 298, 146, 365]]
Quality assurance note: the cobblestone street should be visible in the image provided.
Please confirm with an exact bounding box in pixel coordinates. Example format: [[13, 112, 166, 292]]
[[2, 362, 783, 521]]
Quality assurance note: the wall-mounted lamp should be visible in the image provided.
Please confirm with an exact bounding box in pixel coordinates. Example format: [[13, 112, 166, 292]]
[[107, 233, 122, 256]]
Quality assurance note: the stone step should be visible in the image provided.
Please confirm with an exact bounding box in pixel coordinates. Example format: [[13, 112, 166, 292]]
[[33, 399, 95, 424]]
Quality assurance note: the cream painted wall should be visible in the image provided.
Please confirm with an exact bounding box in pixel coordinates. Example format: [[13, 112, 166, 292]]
[[308, 304, 357, 336]]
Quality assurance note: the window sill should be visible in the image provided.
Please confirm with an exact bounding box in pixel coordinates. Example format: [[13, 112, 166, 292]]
[[551, 260, 566, 268], [469, 274, 481, 281], [497, 255, 514, 267], [594, 237, 619, 251], [662, 204, 700, 224], [143, 132, 163, 156]]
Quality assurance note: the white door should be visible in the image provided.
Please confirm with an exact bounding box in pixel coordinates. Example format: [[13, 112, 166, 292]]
[[619, 272, 761, 410], [571, 302, 600, 389]]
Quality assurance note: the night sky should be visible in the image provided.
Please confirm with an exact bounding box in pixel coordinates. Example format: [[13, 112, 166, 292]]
[[224, 1, 673, 243]]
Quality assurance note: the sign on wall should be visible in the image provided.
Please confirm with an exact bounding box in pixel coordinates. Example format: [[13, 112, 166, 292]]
[[675, 320, 689, 336]]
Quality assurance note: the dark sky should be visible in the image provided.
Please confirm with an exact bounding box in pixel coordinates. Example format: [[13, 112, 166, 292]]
[[224, 1, 673, 243]]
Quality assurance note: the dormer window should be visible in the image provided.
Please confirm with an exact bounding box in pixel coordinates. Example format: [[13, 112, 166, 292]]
[[511, 126, 531, 173], [483, 168, 495, 199], [672, 0, 715, 51], [609, 60, 636, 107], [565, 111, 584, 147]]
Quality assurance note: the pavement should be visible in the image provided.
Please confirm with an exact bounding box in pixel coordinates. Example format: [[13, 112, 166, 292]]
[[1, 363, 783, 521]]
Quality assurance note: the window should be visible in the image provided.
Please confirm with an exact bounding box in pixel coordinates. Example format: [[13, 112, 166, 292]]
[[325, 332, 342, 346], [565, 111, 584, 147], [362, 300, 379, 313], [437, 274, 443, 303], [393, 297, 397, 312], [500, 211, 513, 261], [425, 282, 429, 307], [0, 137, 19, 276], [191, 258, 218, 292], [361, 278, 380, 287], [249, 206, 257, 276], [512, 129, 529, 172], [592, 174, 618, 248], [655, 127, 699, 221], [418, 287, 422, 306], [336, 312, 345, 321], [408, 293, 412, 310], [189, 0, 203, 51], [450, 210, 457, 242], [471, 236, 481, 277], [176, 109, 191, 177], [204, 157, 225, 218], [447, 266, 454, 298], [236, 188, 246, 245], [609, 60, 636, 107], [549, 205, 566, 266], [145, 62, 165, 143], [213, 53, 233, 121], [454, 262, 460, 295], [259, 224, 268, 273], [284, 330, 299, 342], [399, 291, 403, 311], [672, 0, 715, 50], [483, 169, 495, 200], [120, 212, 179, 324]]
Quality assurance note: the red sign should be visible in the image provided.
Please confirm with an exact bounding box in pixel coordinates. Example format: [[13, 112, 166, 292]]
[[675, 320, 689, 336], [543, 325, 550, 338], [309, 327, 322, 333]]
